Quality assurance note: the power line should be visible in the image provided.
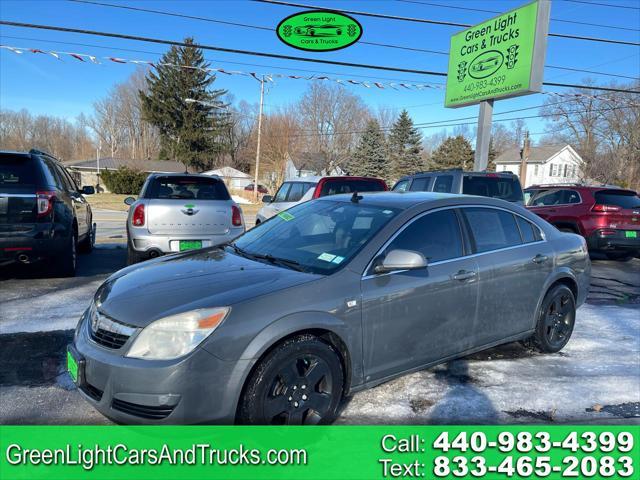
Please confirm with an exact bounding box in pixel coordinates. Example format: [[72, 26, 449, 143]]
[[395, 0, 640, 32], [559, 0, 640, 10], [2, 20, 639, 94], [255, 0, 640, 47], [65, 0, 639, 81]]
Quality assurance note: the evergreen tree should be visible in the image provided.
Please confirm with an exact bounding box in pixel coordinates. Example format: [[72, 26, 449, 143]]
[[388, 110, 423, 179], [140, 38, 228, 171], [349, 119, 388, 179], [487, 138, 497, 172], [431, 135, 474, 170]]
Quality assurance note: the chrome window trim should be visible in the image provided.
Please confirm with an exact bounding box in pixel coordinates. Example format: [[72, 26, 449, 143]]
[[362, 204, 547, 280]]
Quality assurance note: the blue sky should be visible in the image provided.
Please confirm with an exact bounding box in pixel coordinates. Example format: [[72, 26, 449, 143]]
[[1, 0, 639, 143]]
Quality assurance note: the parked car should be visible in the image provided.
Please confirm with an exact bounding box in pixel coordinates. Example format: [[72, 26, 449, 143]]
[[0, 149, 95, 276], [69, 192, 589, 424], [125, 173, 245, 264], [525, 184, 640, 261], [393, 169, 524, 204], [244, 183, 269, 194], [256, 176, 388, 224]]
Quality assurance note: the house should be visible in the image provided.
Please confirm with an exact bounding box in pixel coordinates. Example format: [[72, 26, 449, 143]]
[[202, 166, 252, 189], [494, 144, 583, 188], [65, 157, 190, 193], [284, 152, 344, 180]]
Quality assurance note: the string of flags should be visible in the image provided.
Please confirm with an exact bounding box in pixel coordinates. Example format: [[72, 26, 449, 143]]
[[0, 44, 445, 91], [1, 44, 635, 102]]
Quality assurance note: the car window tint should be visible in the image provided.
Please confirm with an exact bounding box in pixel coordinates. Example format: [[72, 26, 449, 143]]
[[393, 179, 410, 192], [59, 165, 80, 191], [462, 176, 524, 202], [530, 189, 563, 206], [433, 175, 453, 193], [594, 190, 640, 209], [273, 183, 291, 202], [0, 154, 41, 190], [564, 190, 581, 204], [319, 179, 385, 197], [464, 208, 523, 253], [516, 216, 539, 243], [146, 176, 230, 200], [409, 176, 431, 191], [286, 182, 309, 202], [386, 209, 463, 263], [53, 164, 74, 192]]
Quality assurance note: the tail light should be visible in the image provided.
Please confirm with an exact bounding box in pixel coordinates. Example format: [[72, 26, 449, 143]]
[[132, 204, 145, 227], [36, 191, 56, 218], [592, 204, 621, 213], [231, 205, 243, 227]]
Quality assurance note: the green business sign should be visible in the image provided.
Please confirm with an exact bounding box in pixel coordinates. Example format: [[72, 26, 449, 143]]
[[277, 10, 363, 52], [445, 1, 550, 108]]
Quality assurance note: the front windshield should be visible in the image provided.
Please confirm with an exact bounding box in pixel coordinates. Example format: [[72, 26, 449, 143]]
[[232, 200, 400, 274]]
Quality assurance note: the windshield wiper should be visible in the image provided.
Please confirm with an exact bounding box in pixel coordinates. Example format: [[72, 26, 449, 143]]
[[235, 249, 307, 272]]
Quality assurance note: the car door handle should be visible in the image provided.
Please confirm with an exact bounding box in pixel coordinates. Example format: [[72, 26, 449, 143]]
[[452, 270, 477, 281], [532, 254, 549, 264]]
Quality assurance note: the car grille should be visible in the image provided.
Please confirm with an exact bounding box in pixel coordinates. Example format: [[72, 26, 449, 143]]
[[89, 310, 137, 350], [80, 382, 103, 402], [111, 399, 176, 420]]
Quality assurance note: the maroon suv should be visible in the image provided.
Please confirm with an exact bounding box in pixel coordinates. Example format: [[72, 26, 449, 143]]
[[525, 184, 640, 260]]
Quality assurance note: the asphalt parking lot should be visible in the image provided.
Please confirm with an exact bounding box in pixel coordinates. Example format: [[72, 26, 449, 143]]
[[1, 210, 638, 425]]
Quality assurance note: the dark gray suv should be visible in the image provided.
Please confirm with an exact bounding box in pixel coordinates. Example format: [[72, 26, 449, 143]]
[[393, 169, 524, 204], [69, 192, 589, 424]]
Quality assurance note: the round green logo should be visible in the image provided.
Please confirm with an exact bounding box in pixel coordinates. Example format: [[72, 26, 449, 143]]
[[276, 10, 363, 52]]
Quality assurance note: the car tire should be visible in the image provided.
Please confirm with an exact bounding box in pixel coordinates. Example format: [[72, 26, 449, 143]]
[[521, 284, 576, 354], [126, 240, 144, 266], [237, 334, 344, 425], [78, 223, 94, 253], [55, 231, 77, 277], [605, 252, 634, 262]]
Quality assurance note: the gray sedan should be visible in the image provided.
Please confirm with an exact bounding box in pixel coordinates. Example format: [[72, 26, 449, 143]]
[[69, 192, 590, 424]]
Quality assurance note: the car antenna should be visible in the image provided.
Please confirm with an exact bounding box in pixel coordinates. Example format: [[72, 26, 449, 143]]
[[351, 191, 363, 203]]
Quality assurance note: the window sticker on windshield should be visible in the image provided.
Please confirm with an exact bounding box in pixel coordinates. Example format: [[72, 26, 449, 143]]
[[277, 211, 295, 221], [383, 210, 393, 214], [318, 252, 336, 262], [332, 256, 345, 264]]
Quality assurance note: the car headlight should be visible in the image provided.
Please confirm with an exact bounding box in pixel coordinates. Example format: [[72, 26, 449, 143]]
[[126, 307, 229, 360]]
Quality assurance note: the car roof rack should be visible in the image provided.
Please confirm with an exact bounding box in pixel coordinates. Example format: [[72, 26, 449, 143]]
[[29, 148, 57, 160], [526, 183, 584, 188]]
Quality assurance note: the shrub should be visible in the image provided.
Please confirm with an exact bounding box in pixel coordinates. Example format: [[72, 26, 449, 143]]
[[100, 167, 148, 194]]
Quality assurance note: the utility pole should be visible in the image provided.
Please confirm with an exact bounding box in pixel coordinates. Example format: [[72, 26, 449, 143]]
[[519, 131, 531, 188], [253, 75, 264, 202], [473, 99, 493, 171]]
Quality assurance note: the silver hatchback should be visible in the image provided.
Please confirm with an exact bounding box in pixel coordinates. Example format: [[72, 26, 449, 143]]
[[124, 173, 245, 264]]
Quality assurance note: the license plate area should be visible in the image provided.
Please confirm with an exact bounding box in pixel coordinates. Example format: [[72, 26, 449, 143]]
[[179, 240, 202, 251], [625, 231, 637, 238], [67, 346, 85, 386]]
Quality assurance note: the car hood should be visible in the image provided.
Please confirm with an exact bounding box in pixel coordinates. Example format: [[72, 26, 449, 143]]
[[95, 248, 318, 327]]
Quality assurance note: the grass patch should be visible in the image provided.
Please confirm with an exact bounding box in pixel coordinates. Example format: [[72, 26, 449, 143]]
[[86, 193, 130, 212]]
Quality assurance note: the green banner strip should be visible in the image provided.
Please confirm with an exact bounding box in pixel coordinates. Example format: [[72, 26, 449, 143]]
[[1, 426, 639, 479]]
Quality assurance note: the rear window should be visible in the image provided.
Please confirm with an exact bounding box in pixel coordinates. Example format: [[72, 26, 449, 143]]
[[594, 190, 640, 209], [464, 207, 523, 253], [463, 175, 523, 202], [145, 176, 230, 200], [0, 154, 40, 190], [319, 179, 386, 197]]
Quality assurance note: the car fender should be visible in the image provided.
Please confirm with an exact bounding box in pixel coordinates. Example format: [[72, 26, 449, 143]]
[[530, 267, 582, 329]]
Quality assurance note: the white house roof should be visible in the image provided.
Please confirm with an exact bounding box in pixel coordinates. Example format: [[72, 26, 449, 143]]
[[494, 145, 581, 165], [202, 166, 251, 178]]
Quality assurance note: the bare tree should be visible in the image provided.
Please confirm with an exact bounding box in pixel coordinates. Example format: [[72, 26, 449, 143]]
[[259, 106, 303, 191], [297, 83, 371, 172]]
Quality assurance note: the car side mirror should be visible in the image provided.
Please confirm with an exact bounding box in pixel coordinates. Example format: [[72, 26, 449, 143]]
[[81, 186, 95, 195], [262, 195, 273, 203], [374, 249, 427, 274], [124, 196, 136, 206]]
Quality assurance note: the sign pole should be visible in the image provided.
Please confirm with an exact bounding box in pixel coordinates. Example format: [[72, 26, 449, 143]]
[[253, 75, 264, 203], [474, 99, 494, 171]]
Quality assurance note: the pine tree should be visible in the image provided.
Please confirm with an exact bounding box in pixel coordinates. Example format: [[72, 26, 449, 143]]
[[487, 138, 497, 172], [431, 135, 474, 170], [388, 110, 423, 180], [349, 119, 388, 180], [140, 38, 228, 171]]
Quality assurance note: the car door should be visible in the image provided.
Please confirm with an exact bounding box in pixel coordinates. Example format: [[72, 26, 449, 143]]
[[56, 163, 89, 237], [361, 208, 479, 381], [461, 207, 554, 345]]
